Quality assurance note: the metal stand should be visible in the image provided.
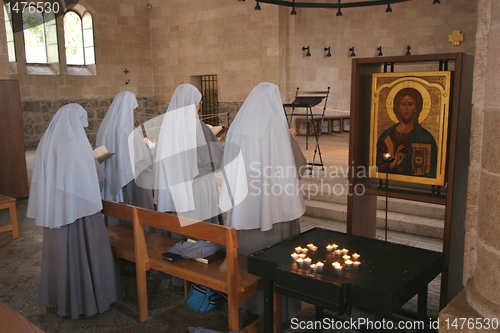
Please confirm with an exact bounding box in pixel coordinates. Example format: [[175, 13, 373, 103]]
[[382, 155, 395, 241], [283, 87, 330, 174]]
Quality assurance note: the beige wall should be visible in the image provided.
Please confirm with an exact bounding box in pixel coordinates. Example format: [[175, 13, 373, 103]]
[[2, 0, 500, 323], [0, 0, 478, 109], [7, 0, 153, 101], [288, 0, 477, 110], [148, 0, 283, 103]]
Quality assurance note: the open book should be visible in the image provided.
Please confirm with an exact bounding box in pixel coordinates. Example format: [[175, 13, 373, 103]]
[[206, 124, 226, 137], [93, 145, 114, 163]]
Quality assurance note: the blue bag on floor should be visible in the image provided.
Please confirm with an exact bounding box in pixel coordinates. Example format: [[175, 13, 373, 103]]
[[186, 283, 227, 314]]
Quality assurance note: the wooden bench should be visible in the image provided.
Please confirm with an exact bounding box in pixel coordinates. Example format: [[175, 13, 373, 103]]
[[0, 194, 19, 239], [102, 200, 265, 333], [0, 301, 45, 332], [295, 115, 350, 135]]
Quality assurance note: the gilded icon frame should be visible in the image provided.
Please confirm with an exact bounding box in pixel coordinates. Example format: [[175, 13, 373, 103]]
[[368, 71, 451, 186]]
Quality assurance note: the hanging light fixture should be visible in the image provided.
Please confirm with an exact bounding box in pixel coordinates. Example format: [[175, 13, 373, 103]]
[[252, 0, 410, 13], [324, 47, 331, 57], [386, 3, 392, 12], [254, 1, 261, 10], [336, 0, 342, 16]]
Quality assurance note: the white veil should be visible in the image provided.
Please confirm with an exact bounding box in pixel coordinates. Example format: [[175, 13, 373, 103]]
[[220, 82, 305, 231], [154, 84, 207, 214], [27, 104, 102, 228], [95, 91, 138, 201]]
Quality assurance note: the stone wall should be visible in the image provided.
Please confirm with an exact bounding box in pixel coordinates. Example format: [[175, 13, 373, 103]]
[[439, 0, 500, 329], [22, 97, 157, 147], [22, 98, 242, 147]]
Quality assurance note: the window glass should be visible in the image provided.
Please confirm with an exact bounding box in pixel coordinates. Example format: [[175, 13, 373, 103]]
[[23, 11, 46, 63], [3, 3, 16, 62], [23, 9, 58, 64], [64, 10, 95, 66], [82, 12, 95, 65], [64, 11, 84, 65], [44, 12, 58, 64]]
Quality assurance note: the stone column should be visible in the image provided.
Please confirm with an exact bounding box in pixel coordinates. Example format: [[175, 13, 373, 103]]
[[440, 0, 500, 330]]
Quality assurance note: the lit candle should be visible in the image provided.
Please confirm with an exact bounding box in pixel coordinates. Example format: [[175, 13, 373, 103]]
[[295, 246, 302, 253], [310, 264, 317, 272], [344, 259, 353, 266], [306, 243, 314, 249], [353, 261, 361, 267], [296, 258, 304, 267], [298, 253, 306, 259], [303, 257, 312, 266], [383, 152, 392, 160], [334, 249, 342, 256], [316, 262, 324, 270], [332, 244, 339, 249], [291, 253, 298, 260], [310, 245, 318, 252], [341, 248, 349, 255], [332, 262, 342, 271], [326, 244, 334, 252], [301, 247, 309, 254], [352, 253, 360, 260], [342, 255, 351, 261]]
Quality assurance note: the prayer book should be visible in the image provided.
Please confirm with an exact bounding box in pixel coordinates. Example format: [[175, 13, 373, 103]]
[[143, 136, 156, 149], [93, 145, 114, 163], [206, 124, 226, 137], [195, 251, 225, 264]]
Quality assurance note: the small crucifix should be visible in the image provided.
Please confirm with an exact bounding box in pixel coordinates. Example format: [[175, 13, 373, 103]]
[[448, 30, 464, 46], [124, 68, 129, 75]]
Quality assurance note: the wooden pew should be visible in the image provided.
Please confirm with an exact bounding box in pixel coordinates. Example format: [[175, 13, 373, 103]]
[[102, 200, 265, 333], [0, 301, 45, 333]]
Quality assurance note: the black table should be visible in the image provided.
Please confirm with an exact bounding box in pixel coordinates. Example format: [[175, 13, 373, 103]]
[[247, 228, 443, 332]]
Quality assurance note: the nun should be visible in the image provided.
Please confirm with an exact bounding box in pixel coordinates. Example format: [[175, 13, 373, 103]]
[[154, 83, 223, 225], [220, 82, 306, 320], [95, 91, 154, 226], [27, 103, 121, 319]]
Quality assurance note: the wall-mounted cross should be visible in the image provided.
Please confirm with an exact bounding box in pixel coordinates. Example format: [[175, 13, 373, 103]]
[[124, 68, 129, 74], [448, 30, 464, 46]]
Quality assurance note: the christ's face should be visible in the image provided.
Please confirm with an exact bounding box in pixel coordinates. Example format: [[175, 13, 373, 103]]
[[397, 95, 416, 124]]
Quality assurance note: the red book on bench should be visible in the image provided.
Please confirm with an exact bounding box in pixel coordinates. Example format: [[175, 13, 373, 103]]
[[195, 251, 225, 264]]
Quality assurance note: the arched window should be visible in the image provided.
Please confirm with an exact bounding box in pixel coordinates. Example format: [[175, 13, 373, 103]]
[[3, 3, 16, 62], [22, 9, 58, 64], [64, 10, 94, 66]]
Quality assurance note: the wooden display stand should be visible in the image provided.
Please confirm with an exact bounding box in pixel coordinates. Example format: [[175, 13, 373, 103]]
[[346, 53, 474, 309], [0, 80, 29, 199]]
